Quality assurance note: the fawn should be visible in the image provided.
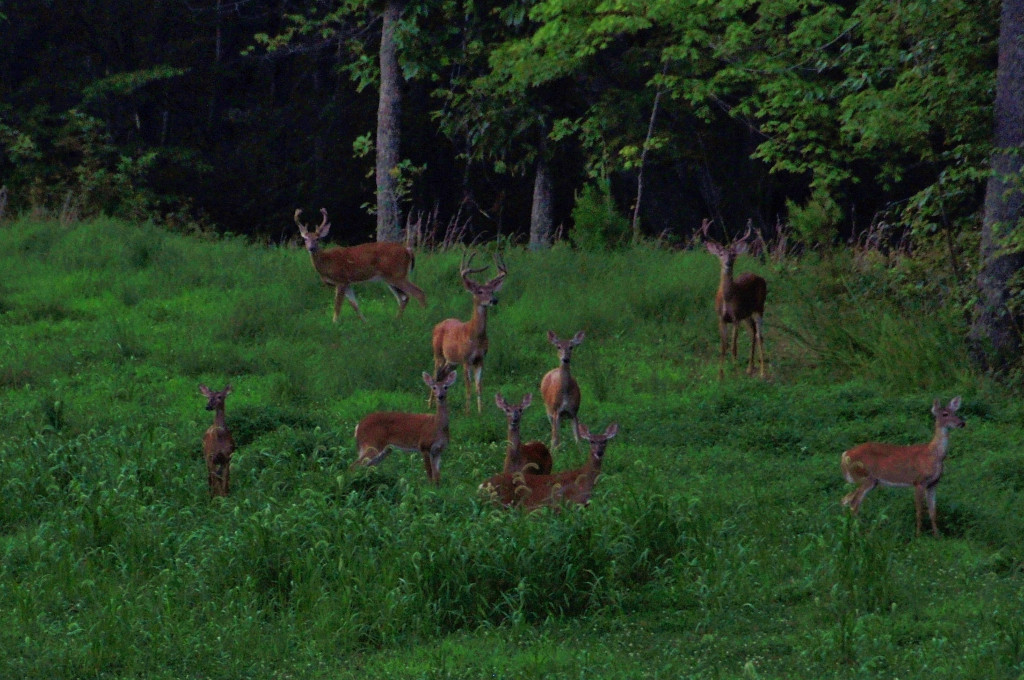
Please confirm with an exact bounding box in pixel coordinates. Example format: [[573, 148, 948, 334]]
[[200, 384, 235, 497], [495, 392, 552, 475], [540, 330, 585, 449]]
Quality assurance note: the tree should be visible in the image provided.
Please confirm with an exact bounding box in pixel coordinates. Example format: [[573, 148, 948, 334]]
[[375, 0, 405, 242], [970, 0, 1024, 371]]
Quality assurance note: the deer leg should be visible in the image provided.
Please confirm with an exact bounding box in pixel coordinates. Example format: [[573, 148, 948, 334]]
[[392, 279, 426, 308], [925, 484, 940, 537], [387, 284, 410, 318], [842, 478, 876, 513], [913, 483, 927, 536], [718, 320, 729, 378], [463, 364, 474, 414], [423, 445, 442, 484], [340, 286, 366, 322], [731, 323, 739, 360], [570, 412, 580, 443], [549, 412, 560, 450], [754, 314, 766, 378], [473, 365, 484, 413]]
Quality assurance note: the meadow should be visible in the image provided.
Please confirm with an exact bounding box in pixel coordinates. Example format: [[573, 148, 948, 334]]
[[0, 216, 1022, 679]]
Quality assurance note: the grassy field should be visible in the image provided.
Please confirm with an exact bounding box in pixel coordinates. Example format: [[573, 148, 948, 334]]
[[0, 217, 1022, 679]]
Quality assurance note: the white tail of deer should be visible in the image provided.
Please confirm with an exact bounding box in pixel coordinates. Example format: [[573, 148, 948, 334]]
[[295, 208, 426, 322], [495, 392, 552, 475], [352, 368, 458, 484], [430, 250, 507, 413], [702, 219, 767, 378], [200, 384, 235, 497], [841, 396, 965, 537], [479, 421, 618, 511], [540, 330, 584, 449]]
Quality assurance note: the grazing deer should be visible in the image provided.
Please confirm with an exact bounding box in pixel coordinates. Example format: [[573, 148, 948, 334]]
[[841, 396, 965, 537], [430, 251, 507, 414], [495, 392, 553, 475], [352, 368, 458, 484], [294, 208, 426, 322], [479, 421, 618, 511], [200, 384, 235, 497], [540, 330, 585, 449], [702, 219, 767, 378]]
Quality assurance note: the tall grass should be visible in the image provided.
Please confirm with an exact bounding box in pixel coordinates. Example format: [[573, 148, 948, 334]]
[[0, 217, 1020, 679]]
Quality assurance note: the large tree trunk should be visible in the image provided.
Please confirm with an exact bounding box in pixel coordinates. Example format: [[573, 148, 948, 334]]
[[375, 0, 404, 243], [970, 0, 1024, 370], [529, 156, 553, 250]]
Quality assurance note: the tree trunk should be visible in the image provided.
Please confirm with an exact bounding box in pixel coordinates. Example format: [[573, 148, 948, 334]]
[[970, 0, 1024, 371], [529, 156, 553, 250], [375, 0, 404, 242]]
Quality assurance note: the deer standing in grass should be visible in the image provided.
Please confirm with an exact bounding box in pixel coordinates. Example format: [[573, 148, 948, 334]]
[[479, 421, 618, 511], [200, 384, 235, 497], [430, 251, 507, 414], [702, 219, 767, 378], [495, 392, 552, 475], [540, 330, 585, 449], [841, 396, 965, 537], [352, 368, 458, 484], [295, 208, 426, 322]]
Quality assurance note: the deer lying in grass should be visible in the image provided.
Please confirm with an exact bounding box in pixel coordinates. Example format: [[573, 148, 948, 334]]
[[495, 392, 552, 475], [479, 421, 618, 511], [540, 330, 584, 449], [200, 384, 235, 497], [841, 396, 965, 537], [430, 250, 507, 413], [295, 207, 426, 322], [702, 219, 767, 378], [352, 368, 458, 484]]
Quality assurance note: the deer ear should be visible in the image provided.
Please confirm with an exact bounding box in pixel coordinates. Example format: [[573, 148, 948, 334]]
[[547, 330, 558, 345], [422, 372, 433, 387], [522, 393, 533, 409], [733, 241, 748, 255], [604, 423, 619, 439], [932, 398, 942, 415], [443, 370, 458, 387], [571, 331, 585, 345], [224, 384, 233, 395], [199, 384, 211, 397], [495, 392, 507, 410], [577, 423, 591, 440], [949, 396, 962, 411], [705, 242, 721, 256]]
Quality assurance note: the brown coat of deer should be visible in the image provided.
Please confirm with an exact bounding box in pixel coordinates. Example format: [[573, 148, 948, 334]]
[[540, 330, 585, 449], [841, 396, 965, 537], [352, 369, 458, 484], [479, 421, 618, 511], [495, 392, 553, 476], [430, 251, 507, 413], [703, 220, 767, 378], [295, 208, 426, 322], [200, 384, 235, 497]]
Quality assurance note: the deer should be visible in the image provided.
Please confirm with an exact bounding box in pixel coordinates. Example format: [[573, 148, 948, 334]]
[[430, 250, 507, 414], [294, 207, 426, 322], [702, 219, 767, 379], [495, 392, 553, 476], [199, 384, 235, 497], [478, 421, 618, 511], [351, 368, 458, 484], [841, 396, 965, 537], [540, 330, 585, 449]]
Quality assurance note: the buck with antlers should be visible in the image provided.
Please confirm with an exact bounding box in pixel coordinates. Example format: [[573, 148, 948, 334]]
[[540, 330, 585, 449], [479, 421, 618, 511], [294, 208, 426, 322], [351, 368, 458, 484], [495, 392, 553, 476], [841, 396, 965, 537], [200, 384, 235, 497], [702, 219, 767, 378], [430, 251, 507, 414]]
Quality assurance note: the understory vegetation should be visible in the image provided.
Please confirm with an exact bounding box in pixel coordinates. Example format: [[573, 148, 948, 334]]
[[0, 217, 1022, 679]]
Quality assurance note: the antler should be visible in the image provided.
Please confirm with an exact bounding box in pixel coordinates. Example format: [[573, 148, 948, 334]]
[[700, 218, 715, 243], [459, 250, 489, 286], [489, 251, 508, 286], [294, 208, 308, 236], [318, 207, 330, 232]]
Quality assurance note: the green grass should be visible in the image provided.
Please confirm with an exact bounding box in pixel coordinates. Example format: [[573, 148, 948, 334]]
[[0, 217, 1021, 679]]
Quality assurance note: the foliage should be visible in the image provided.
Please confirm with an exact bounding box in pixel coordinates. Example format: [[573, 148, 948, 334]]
[[570, 179, 630, 251], [0, 217, 1021, 678]]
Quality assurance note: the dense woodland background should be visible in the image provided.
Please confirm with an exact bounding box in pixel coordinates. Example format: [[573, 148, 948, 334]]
[[2, 0, 1024, 368]]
